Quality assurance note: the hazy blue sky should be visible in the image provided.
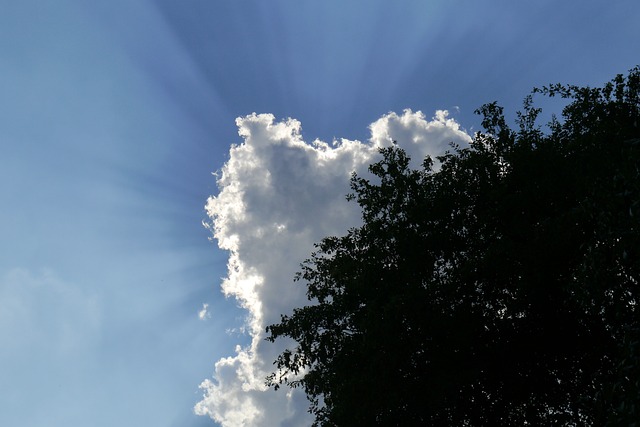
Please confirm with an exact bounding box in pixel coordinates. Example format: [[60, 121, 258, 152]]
[[1, 1, 638, 426]]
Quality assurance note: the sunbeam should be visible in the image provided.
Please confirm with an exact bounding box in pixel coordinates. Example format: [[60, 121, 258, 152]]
[[2, 1, 639, 426]]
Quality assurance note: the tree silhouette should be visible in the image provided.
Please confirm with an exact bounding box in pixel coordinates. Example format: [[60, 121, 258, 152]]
[[266, 68, 640, 426]]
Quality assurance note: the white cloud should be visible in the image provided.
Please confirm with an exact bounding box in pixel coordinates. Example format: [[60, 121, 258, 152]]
[[197, 110, 471, 426], [199, 303, 211, 320], [370, 109, 469, 166]]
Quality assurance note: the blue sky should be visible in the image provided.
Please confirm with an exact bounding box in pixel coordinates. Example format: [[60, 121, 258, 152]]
[[1, 1, 638, 426]]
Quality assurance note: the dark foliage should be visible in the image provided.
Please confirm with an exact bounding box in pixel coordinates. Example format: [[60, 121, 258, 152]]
[[266, 68, 640, 426]]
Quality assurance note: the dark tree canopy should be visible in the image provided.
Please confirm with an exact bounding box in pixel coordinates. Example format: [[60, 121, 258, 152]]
[[266, 68, 640, 426]]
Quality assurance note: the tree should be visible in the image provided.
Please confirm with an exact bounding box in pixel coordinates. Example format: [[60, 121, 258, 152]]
[[266, 68, 640, 426]]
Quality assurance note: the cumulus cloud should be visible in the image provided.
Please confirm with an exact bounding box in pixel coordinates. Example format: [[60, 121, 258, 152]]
[[370, 109, 470, 166], [196, 110, 471, 426]]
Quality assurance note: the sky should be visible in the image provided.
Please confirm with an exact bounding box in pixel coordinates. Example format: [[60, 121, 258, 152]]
[[0, 1, 638, 426]]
